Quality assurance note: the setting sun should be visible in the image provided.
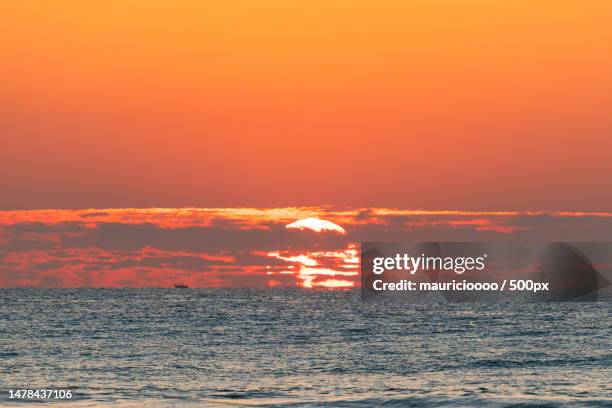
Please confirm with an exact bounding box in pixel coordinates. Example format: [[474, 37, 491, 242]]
[[286, 218, 347, 234]]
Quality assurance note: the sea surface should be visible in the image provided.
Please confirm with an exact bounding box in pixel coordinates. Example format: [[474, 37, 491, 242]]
[[0, 289, 610, 407]]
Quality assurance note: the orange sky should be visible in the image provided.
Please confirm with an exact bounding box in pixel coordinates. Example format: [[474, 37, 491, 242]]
[[2, 1, 612, 210]]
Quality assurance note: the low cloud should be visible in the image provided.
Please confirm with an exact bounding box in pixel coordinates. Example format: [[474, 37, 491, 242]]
[[1, 208, 611, 287]]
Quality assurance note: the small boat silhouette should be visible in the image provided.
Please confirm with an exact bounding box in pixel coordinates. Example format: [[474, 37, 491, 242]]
[[174, 282, 189, 289]]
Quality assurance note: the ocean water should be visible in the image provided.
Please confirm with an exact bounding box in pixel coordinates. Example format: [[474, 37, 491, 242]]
[[0, 289, 610, 407]]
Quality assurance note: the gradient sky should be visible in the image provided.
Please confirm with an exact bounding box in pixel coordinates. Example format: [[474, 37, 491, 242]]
[[2, 1, 612, 210]]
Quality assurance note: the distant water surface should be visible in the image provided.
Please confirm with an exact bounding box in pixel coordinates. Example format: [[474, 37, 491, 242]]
[[0, 289, 610, 407]]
